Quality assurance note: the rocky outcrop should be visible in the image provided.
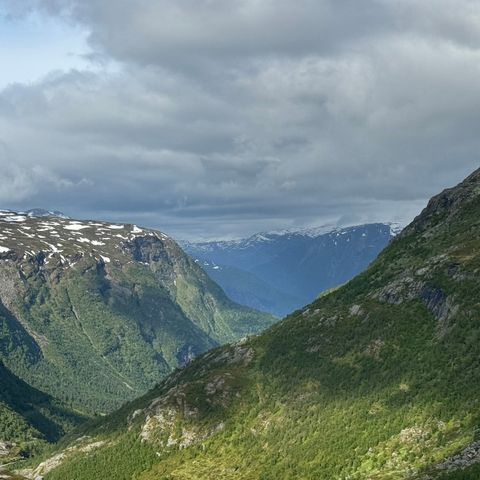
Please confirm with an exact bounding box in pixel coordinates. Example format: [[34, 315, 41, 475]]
[[0, 442, 14, 457], [19, 439, 107, 479], [419, 286, 459, 338], [436, 441, 480, 471], [420, 441, 480, 479], [374, 274, 459, 337]]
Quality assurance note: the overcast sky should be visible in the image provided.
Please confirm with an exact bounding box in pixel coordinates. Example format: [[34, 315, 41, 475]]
[[0, 1, 479, 240]]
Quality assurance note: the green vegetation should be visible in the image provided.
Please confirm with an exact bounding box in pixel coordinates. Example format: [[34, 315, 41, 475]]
[[0, 216, 274, 452], [0, 361, 83, 462], [24, 169, 480, 479], [437, 464, 480, 479]]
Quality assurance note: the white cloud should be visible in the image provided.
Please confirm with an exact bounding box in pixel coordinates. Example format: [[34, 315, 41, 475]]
[[0, 0, 479, 239]]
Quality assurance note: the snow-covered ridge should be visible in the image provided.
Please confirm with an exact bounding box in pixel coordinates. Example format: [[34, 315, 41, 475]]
[[0, 210, 170, 267], [0, 208, 69, 219], [256, 222, 403, 240], [182, 222, 403, 252]]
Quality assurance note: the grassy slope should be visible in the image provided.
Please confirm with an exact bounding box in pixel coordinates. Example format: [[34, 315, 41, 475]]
[[27, 170, 480, 479]]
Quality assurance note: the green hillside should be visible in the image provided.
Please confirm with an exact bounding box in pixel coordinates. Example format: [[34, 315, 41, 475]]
[[0, 214, 274, 424], [0, 361, 83, 464], [23, 168, 480, 480]]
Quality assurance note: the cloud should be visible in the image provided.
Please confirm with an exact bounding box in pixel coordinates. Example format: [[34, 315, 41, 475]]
[[0, 0, 479, 239]]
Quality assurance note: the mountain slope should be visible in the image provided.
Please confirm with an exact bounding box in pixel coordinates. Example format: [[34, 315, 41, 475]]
[[0, 212, 275, 416], [183, 223, 398, 316], [197, 262, 304, 316], [26, 168, 480, 480], [0, 362, 83, 463]]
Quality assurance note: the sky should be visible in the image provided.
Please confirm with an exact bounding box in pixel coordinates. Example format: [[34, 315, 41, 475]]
[[0, 1, 479, 240]]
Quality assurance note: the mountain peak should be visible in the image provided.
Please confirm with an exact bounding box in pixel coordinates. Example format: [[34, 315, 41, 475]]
[[402, 167, 480, 236]]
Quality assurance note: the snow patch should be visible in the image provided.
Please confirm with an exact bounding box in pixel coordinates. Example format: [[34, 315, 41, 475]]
[[64, 224, 90, 231], [2, 215, 26, 222]]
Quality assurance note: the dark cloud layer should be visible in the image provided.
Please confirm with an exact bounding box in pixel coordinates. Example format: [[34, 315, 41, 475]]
[[0, 0, 479, 239]]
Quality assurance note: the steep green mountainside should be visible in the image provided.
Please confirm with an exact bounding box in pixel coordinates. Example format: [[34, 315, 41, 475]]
[[0, 362, 83, 463], [0, 213, 274, 419], [24, 168, 480, 480]]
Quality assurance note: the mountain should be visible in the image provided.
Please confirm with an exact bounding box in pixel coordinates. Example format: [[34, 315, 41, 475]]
[[0, 212, 275, 420], [24, 168, 480, 480], [183, 223, 399, 316]]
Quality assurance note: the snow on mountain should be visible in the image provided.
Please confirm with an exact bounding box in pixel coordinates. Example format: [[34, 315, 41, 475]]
[[182, 223, 400, 316], [0, 209, 160, 267]]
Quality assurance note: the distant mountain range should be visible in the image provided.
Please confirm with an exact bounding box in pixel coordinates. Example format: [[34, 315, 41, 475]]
[[0, 208, 69, 219], [182, 223, 401, 316]]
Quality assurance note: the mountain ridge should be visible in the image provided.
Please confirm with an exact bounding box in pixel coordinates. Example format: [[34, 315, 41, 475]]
[[182, 221, 401, 249]]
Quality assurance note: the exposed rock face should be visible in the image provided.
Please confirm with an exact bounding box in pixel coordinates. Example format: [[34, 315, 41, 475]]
[[0, 263, 23, 311], [204, 342, 255, 367], [175, 343, 200, 364], [374, 273, 459, 335], [436, 441, 480, 472], [420, 441, 480, 479], [19, 439, 107, 479], [138, 384, 221, 448], [420, 286, 459, 338], [129, 236, 171, 264]]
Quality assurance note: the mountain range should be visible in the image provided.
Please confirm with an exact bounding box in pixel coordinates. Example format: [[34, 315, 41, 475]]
[[0, 212, 274, 460], [183, 223, 400, 316], [17, 168, 480, 480]]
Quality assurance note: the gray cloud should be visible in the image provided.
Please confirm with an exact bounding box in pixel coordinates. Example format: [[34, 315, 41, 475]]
[[0, 0, 479, 239]]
